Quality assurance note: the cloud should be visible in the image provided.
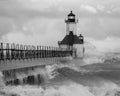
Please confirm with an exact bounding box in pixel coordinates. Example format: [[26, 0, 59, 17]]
[[0, 18, 64, 46], [0, 0, 120, 52], [0, 17, 14, 39], [78, 18, 120, 39], [19, 0, 58, 11], [97, 5, 105, 11], [80, 5, 97, 13], [0, 0, 63, 19], [89, 37, 120, 52], [1, 0, 120, 19]]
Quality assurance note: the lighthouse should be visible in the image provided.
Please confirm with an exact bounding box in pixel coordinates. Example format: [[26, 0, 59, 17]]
[[58, 11, 84, 58], [65, 11, 78, 35]]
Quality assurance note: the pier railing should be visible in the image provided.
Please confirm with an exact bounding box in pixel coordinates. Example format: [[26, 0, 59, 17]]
[[0, 42, 72, 61]]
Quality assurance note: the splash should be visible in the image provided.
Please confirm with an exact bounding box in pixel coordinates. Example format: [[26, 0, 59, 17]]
[[82, 41, 106, 65], [89, 82, 120, 96], [4, 66, 52, 85], [83, 56, 104, 65], [1, 81, 120, 96], [1, 83, 94, 96], [45, 64, 59, 79], [43, 82, 120, 96], [2, 85, 44, 96], [43, 83, 94, 96], [0, 71, 5, 89]]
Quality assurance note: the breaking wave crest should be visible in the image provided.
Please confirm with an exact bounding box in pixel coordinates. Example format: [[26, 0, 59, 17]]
[[0, 72, 5, 89], [1, 81, 120, 96], [43, 82, 120, 96]]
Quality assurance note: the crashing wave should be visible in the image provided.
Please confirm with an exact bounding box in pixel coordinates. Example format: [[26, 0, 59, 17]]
[[0, 72, 5, 89], [1, 82, 120, 96]]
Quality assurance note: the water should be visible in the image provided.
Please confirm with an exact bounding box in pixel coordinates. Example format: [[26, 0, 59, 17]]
[[1, 49, 120, 96]]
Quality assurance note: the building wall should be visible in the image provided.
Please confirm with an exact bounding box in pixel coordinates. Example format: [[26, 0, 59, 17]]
[[59, 45, 68, 49], [59, 44, 84, 58], [73, 44, 84, 58], [66, 23, 77, 35]]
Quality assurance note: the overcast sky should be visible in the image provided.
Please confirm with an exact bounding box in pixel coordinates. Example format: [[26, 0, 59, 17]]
[[0, 0, 120, 52]]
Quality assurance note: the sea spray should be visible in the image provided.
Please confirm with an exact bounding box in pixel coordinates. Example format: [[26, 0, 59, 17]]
[[43, 83, 94, 96], [15, 66, 50, 85], [89, 82, 120, 96], [33, 66, 49, 84], [3, 66, 52, 86], [2, 85, 44, 96], [45, 64, 58, 79], [0, 71, 6, 96], [0, 71, 5, 89], [83, 56, 104, 65], [2, 80, 120, 96], [2, 83, 94, 96]]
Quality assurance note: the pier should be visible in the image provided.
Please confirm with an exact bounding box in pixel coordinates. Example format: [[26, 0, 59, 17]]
[[0, 42, 72, 70], [0, 42, 72, 85]]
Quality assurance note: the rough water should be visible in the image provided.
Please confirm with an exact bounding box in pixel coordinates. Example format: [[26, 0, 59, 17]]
[[1, 45, 120, 96]]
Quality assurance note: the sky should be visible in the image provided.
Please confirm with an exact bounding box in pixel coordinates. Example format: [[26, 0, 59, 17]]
[[0, 0, 120, 52]]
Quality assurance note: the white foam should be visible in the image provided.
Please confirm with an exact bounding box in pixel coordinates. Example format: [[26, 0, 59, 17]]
[[83, 56, 104, 65], [83, 47, 105, 65], [45, 64, 59, 79], [1, 78, 120, 96], [89, 82, 120, 96], [0, 71, 5, 89], [2, 86, 44, 96], [1, 83, 94, 96], [43, 83, 94, 96]]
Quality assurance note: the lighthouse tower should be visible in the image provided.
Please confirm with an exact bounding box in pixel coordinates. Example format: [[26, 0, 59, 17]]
[[65, 11, 78, 35], [58, 11, 84, 58]]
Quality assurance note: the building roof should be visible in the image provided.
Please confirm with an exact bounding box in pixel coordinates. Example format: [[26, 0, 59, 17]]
[[68, 11, 75, 17], [59, 34, 83, 45]]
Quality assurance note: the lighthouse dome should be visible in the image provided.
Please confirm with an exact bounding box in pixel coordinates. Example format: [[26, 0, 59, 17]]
[[68, 11, 75, 16]]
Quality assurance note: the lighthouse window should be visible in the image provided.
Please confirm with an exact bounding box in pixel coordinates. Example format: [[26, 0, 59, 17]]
[[69, 16, 74, 19]]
